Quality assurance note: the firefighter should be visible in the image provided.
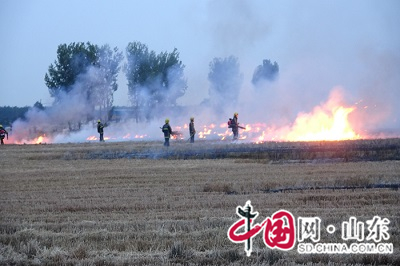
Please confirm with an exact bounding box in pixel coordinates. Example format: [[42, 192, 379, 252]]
[[231, 112, 239, 140], [162, 118, 172, 146], [189, 117, 196, 143], [97, 120, 104, 142], [0, 125, 8, 145]]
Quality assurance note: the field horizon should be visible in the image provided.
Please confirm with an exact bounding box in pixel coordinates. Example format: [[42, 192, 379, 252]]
[[1, 139, 399, 265]]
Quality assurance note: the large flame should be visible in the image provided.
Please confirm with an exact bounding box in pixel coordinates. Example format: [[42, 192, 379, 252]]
[[283, 89, 360, 141], [285, 106, 358, 141], [186, 89, 362, 142]]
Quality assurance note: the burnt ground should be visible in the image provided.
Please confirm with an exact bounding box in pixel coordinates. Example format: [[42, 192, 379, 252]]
[[79, 138, 400, 161]]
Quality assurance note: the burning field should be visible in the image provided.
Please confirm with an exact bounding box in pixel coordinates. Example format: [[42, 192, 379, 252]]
[[0, 139, 399, 265], [5, 87, 400, 145]]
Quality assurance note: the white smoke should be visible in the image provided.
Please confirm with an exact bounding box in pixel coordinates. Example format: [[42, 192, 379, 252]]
[[11, 63, 114, 142], [350, 51, 400, 133]]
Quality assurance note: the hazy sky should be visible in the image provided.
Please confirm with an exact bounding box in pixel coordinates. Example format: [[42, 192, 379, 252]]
[[1, 0, 399, 109]]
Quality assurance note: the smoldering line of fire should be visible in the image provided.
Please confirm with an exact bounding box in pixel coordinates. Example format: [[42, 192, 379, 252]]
[[7, 60, 395, 144]]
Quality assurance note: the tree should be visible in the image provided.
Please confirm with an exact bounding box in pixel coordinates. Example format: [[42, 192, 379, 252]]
[[153, 49, 186, 106], [45, 42, 98, 100], [252, 59, 279, 85], [89, 45, 123, 120], [125, 41, 155, 118], [125, 42, 187, 122], [208, 56, 243, 111], [44, 42, 122, 122], [33, 101, 45, 111]]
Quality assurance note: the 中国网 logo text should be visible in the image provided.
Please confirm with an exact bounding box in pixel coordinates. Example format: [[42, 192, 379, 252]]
[[227, 201, 392, 256]]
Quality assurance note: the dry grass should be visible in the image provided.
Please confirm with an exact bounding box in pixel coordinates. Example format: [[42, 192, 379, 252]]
[[0, 140, 399, 265]]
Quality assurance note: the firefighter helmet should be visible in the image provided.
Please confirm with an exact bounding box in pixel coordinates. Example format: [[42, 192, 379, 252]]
[[0, 125, 2, 128], [97, 120, 101, 123], [165, 118, 170, 123], [190, 117, 194, 121]]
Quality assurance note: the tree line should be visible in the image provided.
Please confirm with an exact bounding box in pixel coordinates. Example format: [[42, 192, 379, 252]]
[[0, 106, 31, 128], [1, 41, 279, 126]]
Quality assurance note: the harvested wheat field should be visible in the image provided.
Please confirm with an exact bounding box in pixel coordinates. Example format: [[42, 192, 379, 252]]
[[1, 139, 399, 265]]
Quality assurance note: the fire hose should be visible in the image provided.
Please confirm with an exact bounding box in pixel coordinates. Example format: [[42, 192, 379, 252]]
[[187, 133, 195, 142]]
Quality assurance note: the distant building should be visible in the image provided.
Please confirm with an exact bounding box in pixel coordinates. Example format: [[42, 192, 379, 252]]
[[109, 107, 137, 122]]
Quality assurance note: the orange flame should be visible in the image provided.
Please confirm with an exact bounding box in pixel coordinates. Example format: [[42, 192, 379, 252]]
[[87, 136, 98, 141], [35, 135, 44, 144], [196, 89, 362, 142], [10, 134, 50, 144], [283, 89, 361, 141], [285, 106, 358, 141], [86, 135, 111, 141]]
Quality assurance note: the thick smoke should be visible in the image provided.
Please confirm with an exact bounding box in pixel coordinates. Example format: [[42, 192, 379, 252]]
[[350, 51, 400, 134], [198, 0, 400, 139], [207, 0, 269, 56], [11, 63, 114, 143], [10, 57, 194, 143]]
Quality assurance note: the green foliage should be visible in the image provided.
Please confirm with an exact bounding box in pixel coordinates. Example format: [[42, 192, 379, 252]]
[[44, 42, 98, 98], [125, 42, 187, 121], [0, 106, 30, 126], [208, 56, 243, 110], [252, 59, 279, 85], [44, 42, 123, 122], [125, 42, 154, 109]]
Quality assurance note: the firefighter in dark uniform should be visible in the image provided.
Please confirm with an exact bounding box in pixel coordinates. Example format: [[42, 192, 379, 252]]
[[97, 120, 104, 142], [162, 118, 172, 146], [189, 117, 196, 143], [231, 112, 239, 140], [0, 125, 9, 145]]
